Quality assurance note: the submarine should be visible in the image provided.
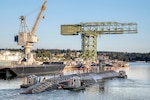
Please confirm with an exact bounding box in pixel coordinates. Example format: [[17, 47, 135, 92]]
[[21, 70, 127, 94]]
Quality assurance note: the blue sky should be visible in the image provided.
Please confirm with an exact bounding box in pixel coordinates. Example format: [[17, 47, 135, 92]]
[[0, 0, 150, 53]]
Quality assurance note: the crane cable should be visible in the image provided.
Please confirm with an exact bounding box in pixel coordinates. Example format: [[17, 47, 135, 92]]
[[24, 6, 41, 17]]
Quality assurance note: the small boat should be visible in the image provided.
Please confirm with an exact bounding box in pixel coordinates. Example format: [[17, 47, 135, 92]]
[[118, 70, 127, 78]]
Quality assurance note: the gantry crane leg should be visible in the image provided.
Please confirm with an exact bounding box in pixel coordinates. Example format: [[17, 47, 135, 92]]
[[81, 33, 98, 62]]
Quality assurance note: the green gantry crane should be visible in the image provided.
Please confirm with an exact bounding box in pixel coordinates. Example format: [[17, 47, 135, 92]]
[[61, 22, 137, 62]]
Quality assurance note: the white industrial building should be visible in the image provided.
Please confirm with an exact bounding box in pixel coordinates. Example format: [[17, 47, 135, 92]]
[[0, 50, 22, 61]]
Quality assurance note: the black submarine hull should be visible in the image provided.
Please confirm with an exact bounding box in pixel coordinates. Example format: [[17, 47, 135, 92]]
[[0, 64, 65, 80], [21, 71, 126, 94]]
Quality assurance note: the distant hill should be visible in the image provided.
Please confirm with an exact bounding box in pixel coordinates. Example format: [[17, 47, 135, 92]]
[[98, 51, 150, 62], [0, 48, 150, 62]]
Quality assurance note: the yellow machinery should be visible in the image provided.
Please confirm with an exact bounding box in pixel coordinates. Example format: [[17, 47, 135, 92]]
[[61, 22, 137, 62], [14, 0, 47, 65]]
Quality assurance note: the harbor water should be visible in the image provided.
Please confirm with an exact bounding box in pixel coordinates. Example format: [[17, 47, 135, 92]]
[[0, 62, 150, 100]]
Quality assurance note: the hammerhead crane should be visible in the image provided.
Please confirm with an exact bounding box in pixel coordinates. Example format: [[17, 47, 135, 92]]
[[14, 0, 47, 65], [61, 22, 137, 62]]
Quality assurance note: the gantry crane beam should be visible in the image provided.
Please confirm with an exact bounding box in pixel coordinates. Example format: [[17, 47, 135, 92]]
[[80, 22, 137, 34], [61, 22, 137, 62]]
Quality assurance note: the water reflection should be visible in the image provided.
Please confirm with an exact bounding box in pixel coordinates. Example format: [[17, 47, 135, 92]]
[[84, 62, 150, 100], [129, 67, 150, 81], [0, 62, 150, 100]]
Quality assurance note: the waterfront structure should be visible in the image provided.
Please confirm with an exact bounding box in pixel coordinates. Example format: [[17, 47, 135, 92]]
[[0, 50, 22, 62]]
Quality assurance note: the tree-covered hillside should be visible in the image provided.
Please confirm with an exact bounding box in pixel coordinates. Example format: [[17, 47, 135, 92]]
[[1, 49, 150, 62]]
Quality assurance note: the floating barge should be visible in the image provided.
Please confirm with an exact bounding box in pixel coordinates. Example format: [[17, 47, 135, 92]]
[[0, 62, 65, 80]]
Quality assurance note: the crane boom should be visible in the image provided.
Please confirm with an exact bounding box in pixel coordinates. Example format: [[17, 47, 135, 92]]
[[31, 0, 47, 35], [61, 22, 137, 35], [80, 22, 137, 34]]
